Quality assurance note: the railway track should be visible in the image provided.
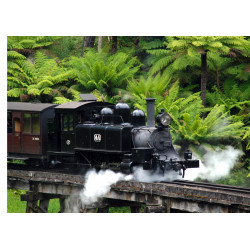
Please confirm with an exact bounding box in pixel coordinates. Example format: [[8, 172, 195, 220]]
[[7, 163, 83, 175], [7, 167, 250, 212], [168, 180, 250, 195], [8, 163, 250, 195]]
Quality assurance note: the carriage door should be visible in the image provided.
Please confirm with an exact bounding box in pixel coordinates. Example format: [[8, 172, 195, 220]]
[[12, 112, 22, 153]]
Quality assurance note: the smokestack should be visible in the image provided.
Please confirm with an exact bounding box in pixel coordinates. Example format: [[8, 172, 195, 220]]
[[146, 98, 156, 127]]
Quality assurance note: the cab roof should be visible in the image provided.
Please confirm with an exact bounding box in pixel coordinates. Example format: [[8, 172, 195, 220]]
[[55, 101, 113, 110]]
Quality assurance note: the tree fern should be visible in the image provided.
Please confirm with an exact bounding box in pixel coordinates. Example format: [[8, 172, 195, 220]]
[[145, 36, 250, 105], [66, 50, 140, 98], [8, 36, 60, 51], [172, 104, 245, 154], [53, 96, 73, 104], [7, 50, 77, 102]]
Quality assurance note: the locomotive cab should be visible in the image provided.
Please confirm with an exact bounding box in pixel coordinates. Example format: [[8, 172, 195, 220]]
[[47, 100, 115, 167]]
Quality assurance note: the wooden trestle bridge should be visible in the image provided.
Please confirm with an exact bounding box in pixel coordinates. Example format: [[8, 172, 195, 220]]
[[7, 168, 250, 213]]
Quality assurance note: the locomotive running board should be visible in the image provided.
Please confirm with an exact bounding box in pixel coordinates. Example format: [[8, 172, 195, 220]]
[[74, 147, 130, 154]]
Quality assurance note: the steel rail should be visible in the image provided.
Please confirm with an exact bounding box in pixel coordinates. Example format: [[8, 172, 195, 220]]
[[8, 164, 250, 195], [168, 180, 250, 195]]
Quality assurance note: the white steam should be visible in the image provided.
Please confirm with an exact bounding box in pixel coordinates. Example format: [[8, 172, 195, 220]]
[[132, 167, 181, 183], [78, 145, 242, 209], [80, 169, 133, 206], [79, 166, 180, 208], [184, 146, 243, 181]]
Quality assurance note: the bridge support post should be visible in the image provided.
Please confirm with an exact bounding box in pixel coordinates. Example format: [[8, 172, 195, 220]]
[[22, 192, 50, 213], [22, 182, 51, 213], [97, 207, 109, 213], [59, 198, 66, 213], [163, 198, 171, 213], [130, 206, 142, 213], [39, 199, 50, 212], [145, 205, 166, 213]]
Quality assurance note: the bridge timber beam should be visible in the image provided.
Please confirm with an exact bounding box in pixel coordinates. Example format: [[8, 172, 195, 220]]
[[7, 169, 250, 213]]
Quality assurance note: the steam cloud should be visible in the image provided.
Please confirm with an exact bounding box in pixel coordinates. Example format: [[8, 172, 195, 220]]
[[80, 169, 133, 206], [78, 145, 242, 209], [79, 166, 180, 208], [184, 146, 243, 181], [132, 167, 181, 183]]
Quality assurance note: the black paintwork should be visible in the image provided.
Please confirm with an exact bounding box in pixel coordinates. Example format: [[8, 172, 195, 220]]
[[8, 98, 199, 176]]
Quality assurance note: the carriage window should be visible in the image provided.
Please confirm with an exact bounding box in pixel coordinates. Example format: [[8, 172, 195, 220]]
[[23, 113, 31, 133], [7, 112, 12, 133], [14, 118, 21, 133], [32, 114, 40, 134]]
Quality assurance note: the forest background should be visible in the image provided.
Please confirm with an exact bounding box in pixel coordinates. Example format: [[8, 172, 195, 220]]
[[7, 36, 250, 186]]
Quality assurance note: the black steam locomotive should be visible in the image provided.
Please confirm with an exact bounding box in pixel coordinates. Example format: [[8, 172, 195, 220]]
[[7, 94, 199, 177]]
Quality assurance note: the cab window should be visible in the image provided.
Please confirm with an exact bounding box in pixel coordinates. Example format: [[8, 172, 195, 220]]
[[62, 113, 74, 132]]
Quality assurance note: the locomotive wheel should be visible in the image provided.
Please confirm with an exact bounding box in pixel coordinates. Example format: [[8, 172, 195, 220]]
[[75, 152, 92, 174]]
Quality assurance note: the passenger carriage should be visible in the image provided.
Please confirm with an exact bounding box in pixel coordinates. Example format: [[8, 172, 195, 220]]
[[7, 102, 57, 166]]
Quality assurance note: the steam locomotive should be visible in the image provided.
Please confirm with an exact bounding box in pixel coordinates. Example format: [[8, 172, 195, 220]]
[[7, 94, 199, 177]]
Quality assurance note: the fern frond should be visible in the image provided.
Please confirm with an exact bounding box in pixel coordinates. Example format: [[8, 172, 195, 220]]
[[53, 96, 72, 104]]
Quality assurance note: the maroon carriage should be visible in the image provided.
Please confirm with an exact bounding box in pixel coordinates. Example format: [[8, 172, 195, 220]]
[[7, 102, 57, 166]]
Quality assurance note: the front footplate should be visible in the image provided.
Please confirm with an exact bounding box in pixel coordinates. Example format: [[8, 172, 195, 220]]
[[163, 159, 199, 178]]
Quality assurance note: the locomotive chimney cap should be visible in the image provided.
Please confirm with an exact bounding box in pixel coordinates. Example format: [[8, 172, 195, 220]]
[[146, 98, 156, 101]]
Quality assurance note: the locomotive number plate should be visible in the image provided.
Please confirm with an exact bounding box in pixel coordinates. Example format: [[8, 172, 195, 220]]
[[94, 134, 101, 142]]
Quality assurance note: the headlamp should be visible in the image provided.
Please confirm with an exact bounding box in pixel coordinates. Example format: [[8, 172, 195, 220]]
[[157, 111, 171, 127]]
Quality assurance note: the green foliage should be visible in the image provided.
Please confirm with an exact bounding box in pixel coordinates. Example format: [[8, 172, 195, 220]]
[[206, 79, 250, 117], [7, 51, 77, 102], [128, 77, 245, 155], [7, 189, 135, 213], [53, 96, 73, 104], [216, 169, 250, 187], [7, 189, 60, 213], [6, 36, 250, 183], [173, 104, 244, 147], [7, 36, 60, 50], [7, 50, 31, 91], [161, 82, 245, 153], [67, 50, 141, 99], [145, 36, 250, 103], [127, 73, 171, 111], [243, 127, 250, 151], [45, 36, 84, 59]]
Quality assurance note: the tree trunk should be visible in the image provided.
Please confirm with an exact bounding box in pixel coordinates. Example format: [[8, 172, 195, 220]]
[[111, 36, 118, 54], [98, 36, 103, 52], [82, 36, 96, 57], [216, 67, 220, 90], [201, 52, 207, 107]]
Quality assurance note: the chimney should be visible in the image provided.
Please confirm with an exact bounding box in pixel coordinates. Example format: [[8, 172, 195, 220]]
[[146, 98, 156, 127]]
